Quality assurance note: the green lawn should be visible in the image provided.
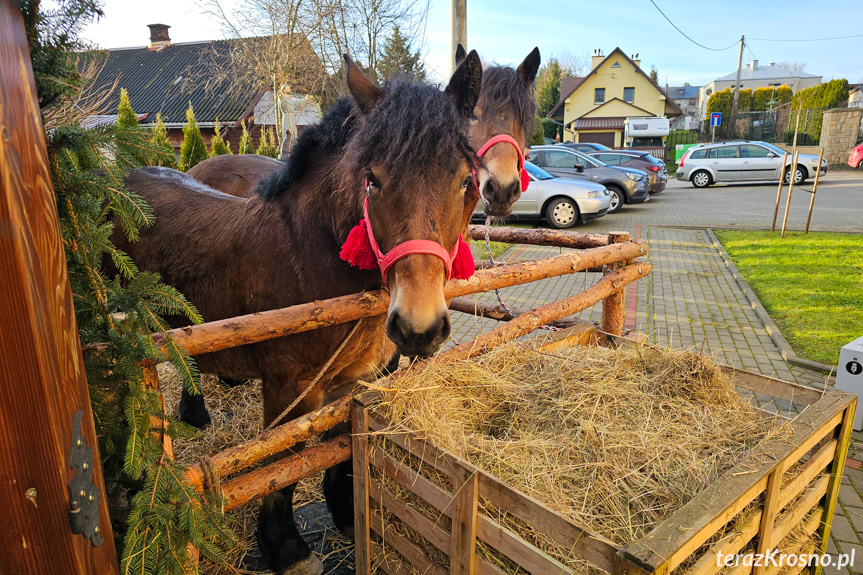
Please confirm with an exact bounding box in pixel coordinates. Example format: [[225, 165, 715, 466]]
[[714, 230, 863, 365]]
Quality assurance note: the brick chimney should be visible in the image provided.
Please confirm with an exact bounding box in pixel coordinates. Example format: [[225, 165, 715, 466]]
[[591, 48, 605, 71], [147, 24, 171, 51]]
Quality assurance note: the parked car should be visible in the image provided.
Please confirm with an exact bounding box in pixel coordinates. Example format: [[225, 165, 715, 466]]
[[677, 140, 828, 188], [849, 143, 863, 169], [559, 142, 613, 153], [587, 150, 667, 193], [527, 145, 650, 214], [543, 137, 557, 145], [473, 162, 610, 228]]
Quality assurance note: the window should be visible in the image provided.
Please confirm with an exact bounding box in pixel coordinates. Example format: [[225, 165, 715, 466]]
[[594, 88, 605, 104], [596, 154, 621, 165], [527, 150, 540, 164], [545, 150, 579, 168], [690, 149, 708, 159], [623, 87, 635, 103], [709, 146, 739, 159], [611, 61, 621, 68], [740, 145, 771, 158]]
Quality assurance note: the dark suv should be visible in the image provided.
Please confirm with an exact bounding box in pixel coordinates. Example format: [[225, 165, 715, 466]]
[[528, 145, 650, 214], [588, 150, 667, 193]]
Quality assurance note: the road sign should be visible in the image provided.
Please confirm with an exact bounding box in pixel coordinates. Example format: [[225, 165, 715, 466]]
[[710, 112, 722, 127]]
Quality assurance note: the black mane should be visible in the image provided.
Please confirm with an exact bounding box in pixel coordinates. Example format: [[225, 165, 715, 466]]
[[256, 80, 475, 200], [480, 65, 537, 135]]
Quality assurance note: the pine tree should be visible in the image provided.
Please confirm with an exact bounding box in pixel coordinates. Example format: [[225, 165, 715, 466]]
[[209, 117, 232, 156], [534, 58, 562, 119], [149, 113, 177, 167], [256, 126, 279, 158], [20, 2, 233, 572], [649, 65, 659, 84], [180, 102, 207, 170], [239, 119, 254, 154], [376, 26, 426, 82], [117, 88, 139, 129]]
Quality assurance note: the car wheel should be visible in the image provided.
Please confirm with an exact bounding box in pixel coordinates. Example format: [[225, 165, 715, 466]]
[[858, 159, 863, 169], [691, 170, 712, 188], [545, 197, 580, 229], [606, 186, 625, 214], [783, 165, 807, 184]]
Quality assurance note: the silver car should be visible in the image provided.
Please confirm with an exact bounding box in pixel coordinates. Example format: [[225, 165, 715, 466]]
[[474, 162, 610, 228], [677, 140, 828, 188]]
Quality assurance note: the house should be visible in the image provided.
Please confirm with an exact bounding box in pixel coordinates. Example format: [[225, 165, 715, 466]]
[[848, 84, 862, 108], [548, 48, 681, 147], [88, 24, 323, 155], [697, 60, 821, 119], [666, 85, 701, 130]]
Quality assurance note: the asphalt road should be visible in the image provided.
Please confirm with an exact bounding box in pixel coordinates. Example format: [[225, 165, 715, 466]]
[[574, 169, 863, 233]]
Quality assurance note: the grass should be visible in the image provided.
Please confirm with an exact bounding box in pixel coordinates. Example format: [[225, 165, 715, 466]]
[[714, 230, 863, 365]]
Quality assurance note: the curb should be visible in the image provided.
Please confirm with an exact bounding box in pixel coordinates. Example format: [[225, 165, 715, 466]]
[[704, 228, 837, 375]]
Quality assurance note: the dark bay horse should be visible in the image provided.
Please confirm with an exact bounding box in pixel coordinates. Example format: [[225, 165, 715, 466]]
[[187, 153, 282, 198], [115, 53, 483, 575]]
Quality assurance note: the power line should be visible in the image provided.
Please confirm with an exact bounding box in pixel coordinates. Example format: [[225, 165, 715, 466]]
[[748, 33, 863, 42], [648, 0, 739, 51]]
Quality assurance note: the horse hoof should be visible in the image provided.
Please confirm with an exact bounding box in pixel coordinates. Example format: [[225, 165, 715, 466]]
[[337, 524, 355, 539], [179, 405, 212, 429], [279, 555, 323, 575]]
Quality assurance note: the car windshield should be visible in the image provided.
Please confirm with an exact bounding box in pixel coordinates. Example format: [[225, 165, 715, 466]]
[[588, 143, 612, 151], [643, 154, 660, 164], [757, 142, 787, 156], [524, 161, 554, 180]]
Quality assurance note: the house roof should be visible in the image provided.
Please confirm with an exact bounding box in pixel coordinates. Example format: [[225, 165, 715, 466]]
[[668, 86, 700, 99], [547, 48, 682, 121], [714, 62, 820, 83], [88, 37, 321, 126], [558, 77, 584, 104], [573, 117, 625, 130]]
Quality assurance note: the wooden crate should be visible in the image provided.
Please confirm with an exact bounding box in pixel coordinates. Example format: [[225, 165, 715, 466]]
[[351, 363, 856, 575]]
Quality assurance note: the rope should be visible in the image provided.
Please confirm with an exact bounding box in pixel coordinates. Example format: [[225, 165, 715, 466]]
[[483, 217, 559, 332], [265, 319, 364, 431]]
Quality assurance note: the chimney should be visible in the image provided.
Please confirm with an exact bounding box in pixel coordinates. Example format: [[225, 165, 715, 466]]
[[768, 61, 775, 67], [147, 24, 171, 51], [632, 53, 641, 68], [750, 59, 758, 70], [591, 48, 605, 71]]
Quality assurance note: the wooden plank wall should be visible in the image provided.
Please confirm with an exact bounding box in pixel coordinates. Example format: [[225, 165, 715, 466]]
[[0, 2, 119, 572]]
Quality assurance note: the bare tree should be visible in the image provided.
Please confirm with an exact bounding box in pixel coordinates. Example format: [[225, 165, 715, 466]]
[[558, 51, 590, 77], [776, 61, 807, 73]]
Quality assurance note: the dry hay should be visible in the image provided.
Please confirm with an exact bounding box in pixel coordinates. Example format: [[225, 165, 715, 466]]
[[372, 340, 803, 572], [158, 365, 353, 574]]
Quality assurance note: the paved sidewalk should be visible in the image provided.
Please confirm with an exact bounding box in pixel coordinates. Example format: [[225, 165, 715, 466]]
[[452, 219, 860, 573]]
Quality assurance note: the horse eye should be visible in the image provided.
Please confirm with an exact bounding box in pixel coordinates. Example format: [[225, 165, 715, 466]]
[[366, 171, 381, 190], [461, 176, 472, 190]]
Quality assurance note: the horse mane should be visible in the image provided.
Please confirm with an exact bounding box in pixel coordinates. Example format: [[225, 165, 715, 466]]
[[479, 65, 537, 134], [256, 80, 475, 201]]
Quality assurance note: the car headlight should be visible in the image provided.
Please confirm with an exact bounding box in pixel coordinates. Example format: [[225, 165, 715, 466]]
[[626, 173, 639, 181], [586, 191, 599, 198]]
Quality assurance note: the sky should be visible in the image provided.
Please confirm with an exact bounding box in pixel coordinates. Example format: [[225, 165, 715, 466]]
[[75, 0, 863, 88]]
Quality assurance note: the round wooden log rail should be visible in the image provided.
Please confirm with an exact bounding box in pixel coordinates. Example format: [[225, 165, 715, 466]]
[[220, 433, 352, 511], [448, 297, 595, 331], [468, 225, 610, 249], [151, 238, 646, 357], [185, 396, 351, 491]]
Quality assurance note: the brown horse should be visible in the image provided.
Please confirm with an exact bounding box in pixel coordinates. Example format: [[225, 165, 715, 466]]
[[114, 53, 483, 575], [187, 153, 282, 197], [188, 47, 540, 227]]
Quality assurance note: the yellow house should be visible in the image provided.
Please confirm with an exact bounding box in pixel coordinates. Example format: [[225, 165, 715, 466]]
[[548, 48, 681, 147]]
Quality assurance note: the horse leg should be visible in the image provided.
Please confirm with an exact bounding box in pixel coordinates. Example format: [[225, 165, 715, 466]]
[[321, 422, 354, 538], [179, 386, 211, 429], [219, 376, 246, 388], [258, 377, 325, 575]]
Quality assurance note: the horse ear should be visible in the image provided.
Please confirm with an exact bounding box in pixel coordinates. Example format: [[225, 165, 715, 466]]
[[344, 53, 382, 114], [445, 49, 482, 119], [517, 47, 541, 87], [454, 44, 467, 66]]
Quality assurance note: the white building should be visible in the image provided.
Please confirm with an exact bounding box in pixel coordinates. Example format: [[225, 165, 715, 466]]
[[697, 60, 822, 118]]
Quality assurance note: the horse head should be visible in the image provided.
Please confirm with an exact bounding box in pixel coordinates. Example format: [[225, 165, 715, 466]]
[[456, 45, 540, 217], [341, 52, 482, 357]]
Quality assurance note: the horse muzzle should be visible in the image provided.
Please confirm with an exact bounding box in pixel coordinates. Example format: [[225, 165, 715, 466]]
[[385, 306, 451, 358], [480, 176, 522, 217]]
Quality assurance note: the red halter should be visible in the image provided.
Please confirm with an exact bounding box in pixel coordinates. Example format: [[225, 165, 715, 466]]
[[339, 190, 474, 287], [471, 134, 530, 193]]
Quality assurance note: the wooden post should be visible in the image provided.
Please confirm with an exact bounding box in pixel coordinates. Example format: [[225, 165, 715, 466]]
[[602, 232, 630, 342], [140, 360, 173, 458], [0, 3, 118, 572], [450, 462, 479, 575], [781, 151, 799, 238], [771, 152, 787, 232], [805, 148, 825, 235], [753, 461, 785, 575], [352, 404, 372, 575]]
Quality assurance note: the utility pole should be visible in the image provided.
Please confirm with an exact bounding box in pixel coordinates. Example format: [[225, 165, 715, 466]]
[[450, 0, 467, 76], [730, 35, 745, 118]]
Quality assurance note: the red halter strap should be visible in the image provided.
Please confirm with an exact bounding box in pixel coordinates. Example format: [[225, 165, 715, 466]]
[[362, 197, 458, 286], [471, 134, 527, 191]]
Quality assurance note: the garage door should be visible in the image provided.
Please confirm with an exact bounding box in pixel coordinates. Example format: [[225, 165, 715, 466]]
[[579, 132, 615, 148]]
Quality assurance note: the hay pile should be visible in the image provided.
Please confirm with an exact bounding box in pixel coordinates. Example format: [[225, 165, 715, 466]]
[[376, 341, 789, 551]]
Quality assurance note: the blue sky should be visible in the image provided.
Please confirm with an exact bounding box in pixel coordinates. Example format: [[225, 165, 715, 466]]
[[78, 0, 863, 87]]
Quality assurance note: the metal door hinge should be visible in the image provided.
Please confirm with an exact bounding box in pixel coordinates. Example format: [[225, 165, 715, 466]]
[[67, 410, 104, 547]]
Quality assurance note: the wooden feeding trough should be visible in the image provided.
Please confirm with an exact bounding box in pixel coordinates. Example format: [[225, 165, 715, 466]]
[[350, 359, 855, 575]]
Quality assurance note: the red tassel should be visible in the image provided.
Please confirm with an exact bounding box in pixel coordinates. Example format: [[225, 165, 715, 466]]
[[451, 236, 475, 280], [520, 167, 530, 192], [339, 220, 380, 270]]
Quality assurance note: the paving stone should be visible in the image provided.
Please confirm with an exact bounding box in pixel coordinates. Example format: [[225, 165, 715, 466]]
[[832, 514, 860, 544]]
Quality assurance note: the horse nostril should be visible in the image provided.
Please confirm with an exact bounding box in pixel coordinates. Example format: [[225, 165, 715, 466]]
[[483, 179, 497, 203], [437, 310, 452, 342]]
